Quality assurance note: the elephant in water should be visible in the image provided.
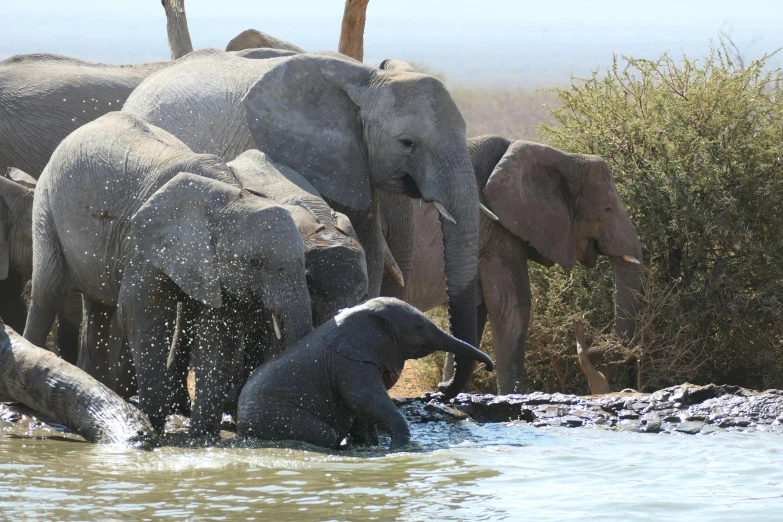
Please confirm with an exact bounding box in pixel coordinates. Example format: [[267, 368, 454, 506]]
[[237, 298, 494, 450], [0, 318, 155, 447], [24, 112, 314, 436], [380, 136, 643, 394], [122, 49, 481, 397]]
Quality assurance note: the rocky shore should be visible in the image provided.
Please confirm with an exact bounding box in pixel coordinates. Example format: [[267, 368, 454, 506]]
[[4, 383, 783, 442], [395, 383, 783, 435]]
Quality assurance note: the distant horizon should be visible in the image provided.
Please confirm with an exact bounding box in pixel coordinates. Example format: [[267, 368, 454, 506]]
[[2, 1, 781, 87]]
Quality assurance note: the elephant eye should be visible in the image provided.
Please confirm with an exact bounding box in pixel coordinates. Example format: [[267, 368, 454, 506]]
[[399, 137, 416, 152], [604, 207, 612, 213]]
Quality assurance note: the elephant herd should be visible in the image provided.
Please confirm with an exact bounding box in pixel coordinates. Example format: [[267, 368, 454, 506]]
[[0, 31, 643, 448]]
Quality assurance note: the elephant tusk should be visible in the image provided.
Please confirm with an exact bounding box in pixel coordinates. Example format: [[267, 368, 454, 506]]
[[479, 203, 499, 221], [622, 254, 642, 265], [383, 242, 405, 287], [272, 314, 282, 340], [433, 202, 457, 225]]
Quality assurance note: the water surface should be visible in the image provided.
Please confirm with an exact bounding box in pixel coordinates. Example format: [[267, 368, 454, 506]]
[[1, 420, 781, 520]]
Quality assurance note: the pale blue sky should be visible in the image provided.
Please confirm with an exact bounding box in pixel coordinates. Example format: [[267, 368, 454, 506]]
[[2, 1, 781, 85]]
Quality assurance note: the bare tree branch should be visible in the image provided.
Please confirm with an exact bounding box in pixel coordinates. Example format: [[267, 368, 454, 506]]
[[338, 0, 370, 62], [162, 0, 193, 60]]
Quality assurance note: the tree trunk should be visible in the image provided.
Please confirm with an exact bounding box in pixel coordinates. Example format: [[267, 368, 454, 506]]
[[338, 0, 370, 62], [161, 0, 193, 60]]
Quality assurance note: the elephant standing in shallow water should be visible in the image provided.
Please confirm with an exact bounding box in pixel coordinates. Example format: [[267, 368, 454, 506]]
[[122, 50, 481, 397], [24, 112, 314, 436], [381, 135, 643, 394]]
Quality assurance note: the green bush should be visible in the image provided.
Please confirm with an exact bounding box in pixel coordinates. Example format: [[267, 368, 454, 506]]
[[534, 40, 783, 392]]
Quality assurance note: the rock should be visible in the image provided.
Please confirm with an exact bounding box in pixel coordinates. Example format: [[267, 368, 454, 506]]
[[675, 421, 704, 434], [642, 417, 662, 433], [561, 416, 583, 427], [662, 415, 681, 423], [618, 410, 640, 420]]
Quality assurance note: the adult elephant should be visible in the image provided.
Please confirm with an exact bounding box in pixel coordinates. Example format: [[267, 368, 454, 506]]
[[24, 112, 314, 436], [122, 50, 480, 396], [380, 135, 644, 394], [0, 53, 171, 338]]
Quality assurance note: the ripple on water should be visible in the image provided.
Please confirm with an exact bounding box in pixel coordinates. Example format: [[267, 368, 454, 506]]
[[1, 422, 783, 519]]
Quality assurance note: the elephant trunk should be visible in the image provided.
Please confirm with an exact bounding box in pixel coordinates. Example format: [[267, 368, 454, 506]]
[[609, 255, 643, 342], [0, 320, 156, 447], [262, 275, 314, 354], [427, 322, 494, 372], [430, 162, 481, 398]]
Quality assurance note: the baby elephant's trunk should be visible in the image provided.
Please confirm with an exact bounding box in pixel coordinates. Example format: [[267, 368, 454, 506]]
[[0, 320, 157, 448], [428, 323, 494, 373]]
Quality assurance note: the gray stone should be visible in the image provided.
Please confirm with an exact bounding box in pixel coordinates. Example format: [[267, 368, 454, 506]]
[[561, 416, 583, 427], [675, 421, 704, 434]]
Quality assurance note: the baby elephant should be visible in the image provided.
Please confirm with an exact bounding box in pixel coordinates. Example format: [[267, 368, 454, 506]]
[[237, 297, 494, 450]]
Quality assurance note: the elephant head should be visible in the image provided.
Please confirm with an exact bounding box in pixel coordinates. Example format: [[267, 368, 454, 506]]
[[227, 149, 369, 326], [243, 53, 480, 396], [481, 139, 644, 342], [0, 168, 36, 280], [131, 173, 313, 346], [330, 297, 494, 384]]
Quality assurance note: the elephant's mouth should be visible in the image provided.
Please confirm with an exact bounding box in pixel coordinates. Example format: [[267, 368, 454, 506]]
[[377, 174, 423, 199], [582, 239, 600, 268]]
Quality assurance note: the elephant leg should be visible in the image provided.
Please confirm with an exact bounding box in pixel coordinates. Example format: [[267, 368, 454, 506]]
[[243, 409, 344, 449], [329, 188, 384, 298], [168, 302, 195, 415], [478, 228, 531, 394], [77, 298, 116, 388], [442, 301, 488, 383], [117, 268, 178, 433], [57, 290, 83, 365], [0, 272, 28, 334], [24, 231, 73, 349], [340, 370, 410, 450], [348, 415, 379, 446], [190, 306, 240, 438], [115, 337, 138, 400]]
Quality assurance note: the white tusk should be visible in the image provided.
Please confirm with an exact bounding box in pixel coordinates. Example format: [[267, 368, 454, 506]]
[[272, 314, 282, 340], [384, 245, 405, 288], [479, 203, 499, 221], [433, 202, 457, 224], [622, 254, 641, 265]]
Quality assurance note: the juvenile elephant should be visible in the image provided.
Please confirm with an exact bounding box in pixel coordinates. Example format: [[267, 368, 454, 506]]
[[169, 149, 370, 413], [381, 135, 643, 394], [24, 112, 314, 436], [237, 298, 494, 450], [122, 50, 481, 397], [0, 169, 82, 362]]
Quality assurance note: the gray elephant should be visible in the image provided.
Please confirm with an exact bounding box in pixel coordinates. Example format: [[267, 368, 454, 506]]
[[225, 29, 306, 53], [122, 50, 481, 397], [380, 135, 643, 394], [0, 169, 83, 362], [0, 317, 155, 447], [24, 112, 314, 436], [0, 53, 171, 337], [169, 148, 370, 413], [237, 297, 494, 450]]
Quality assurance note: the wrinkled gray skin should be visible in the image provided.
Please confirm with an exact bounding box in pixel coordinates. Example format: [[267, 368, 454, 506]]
[[0, 318, 155, 447], [226, 29, 306, 53], [24, 112, 313, 436], [237, 298, 494, 450], [0, 52, 171, 342], [381, 135, 644, 394], [0, 170, 83, 362], [169, 149, 369, 414], [123, 50, 480, 397]]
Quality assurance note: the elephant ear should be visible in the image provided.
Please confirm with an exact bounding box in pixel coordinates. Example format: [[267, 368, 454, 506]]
[[0, 174, 34, 280], [131, 173, 238, 308], [331, 310, 406, 375], [483, 140, 577, 268], [242, 54, 373, 210], [6, 168, 37, 189]]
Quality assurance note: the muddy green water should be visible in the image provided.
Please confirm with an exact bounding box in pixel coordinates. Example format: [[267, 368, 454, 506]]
[[1, 420, 782, 520]]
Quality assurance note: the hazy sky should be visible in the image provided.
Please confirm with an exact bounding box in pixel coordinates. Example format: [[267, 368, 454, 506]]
[[3, 1, 781, 86]]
